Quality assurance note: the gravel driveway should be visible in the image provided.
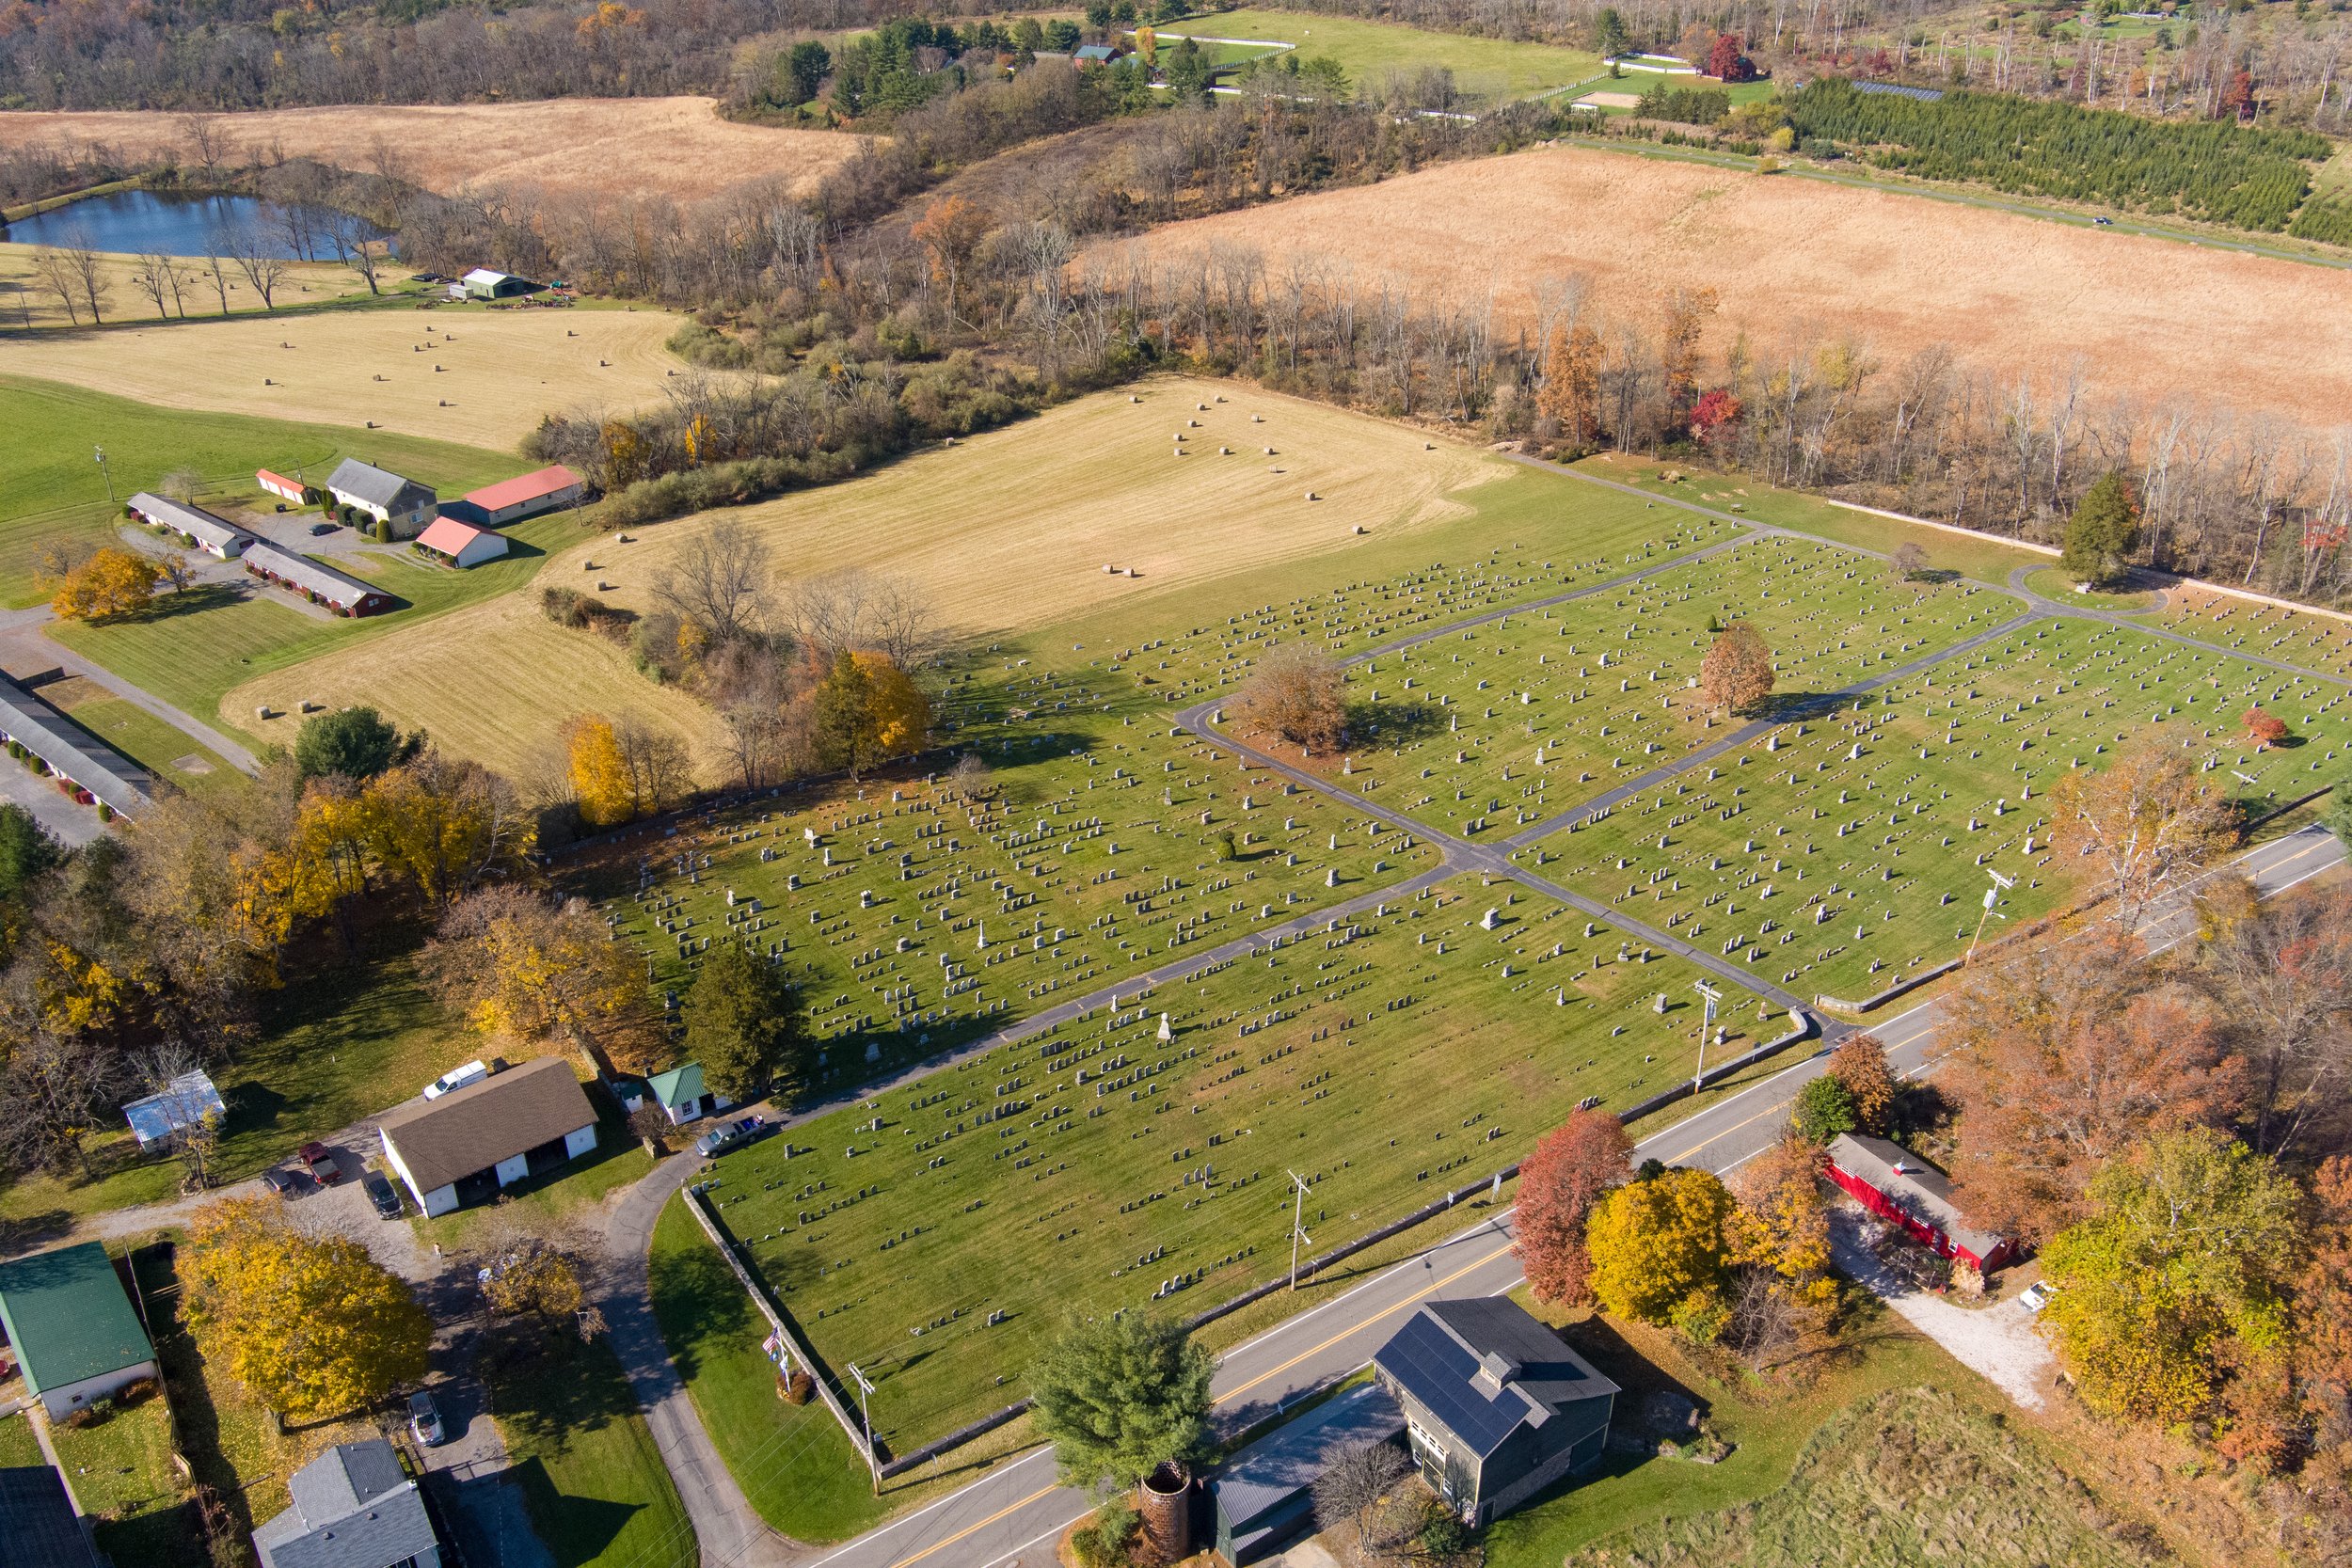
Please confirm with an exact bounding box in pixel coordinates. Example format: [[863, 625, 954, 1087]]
[[1829, 1204, 2054, 1410]]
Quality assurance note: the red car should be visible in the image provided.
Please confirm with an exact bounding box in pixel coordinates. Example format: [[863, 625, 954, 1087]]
[[297, 1141, 344, 1184]]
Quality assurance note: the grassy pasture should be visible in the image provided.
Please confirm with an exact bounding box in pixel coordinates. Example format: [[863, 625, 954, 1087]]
[[0, 373, 511, 608], [1149, 9, 1602, 102], [1314, 537, 2015, 838], [40, 678, 244, 801], [53, 509, 577, 757], [1529, 617, 2352, 1000], [671, 875, 1740, 1449], [0, 301, 700, 449]]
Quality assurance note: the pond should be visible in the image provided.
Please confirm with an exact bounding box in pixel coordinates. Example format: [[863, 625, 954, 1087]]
[[3, 189, 390, 261]]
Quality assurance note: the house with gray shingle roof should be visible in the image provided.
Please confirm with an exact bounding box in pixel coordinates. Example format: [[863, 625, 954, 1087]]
[[325, 460, 437, 539], [252, 1439, 442, 1568]]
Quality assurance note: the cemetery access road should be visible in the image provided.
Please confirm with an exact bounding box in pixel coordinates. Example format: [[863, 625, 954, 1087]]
[[788, 823, 2344, 1568]]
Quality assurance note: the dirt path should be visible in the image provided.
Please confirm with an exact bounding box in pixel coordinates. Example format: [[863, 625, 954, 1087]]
[[1829, 1207, 2054, 1409]]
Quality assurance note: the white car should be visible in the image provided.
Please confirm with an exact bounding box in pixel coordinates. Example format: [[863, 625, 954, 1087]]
[[2019, 1281, 2055, 1312], [422, 1060, 490, 1100]]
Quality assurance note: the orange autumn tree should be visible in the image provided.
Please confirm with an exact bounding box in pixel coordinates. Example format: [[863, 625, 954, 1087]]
[[49, 546, 162, 620], [1699, 620, 1773, 718], [910, 195, 993, 318], [2242, 707, 2289, 751]]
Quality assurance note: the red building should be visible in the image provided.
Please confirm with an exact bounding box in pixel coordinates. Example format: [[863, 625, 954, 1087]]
[[1825, 1132, 2014, 1274]]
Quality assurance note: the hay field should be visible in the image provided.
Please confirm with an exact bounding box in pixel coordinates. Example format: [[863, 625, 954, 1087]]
[[564, 375, 1508, 637], [0, 302, 697, 448], [0, 99, 866, 207], [227, 591, 730, 785], [221, 376, 1502, 777], [0, 244, 361, 329], [1094, 142, 2352, 432]]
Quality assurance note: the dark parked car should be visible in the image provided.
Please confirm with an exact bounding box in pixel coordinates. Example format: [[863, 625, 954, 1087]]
[[363, 1172, 403, 1219], [309, 520, 339, 535], [259, 1166, 304, 1196], [408, 1389, 445, 1447], [296, 1140, 343, 1185], [693, 1115, 769, 1158]]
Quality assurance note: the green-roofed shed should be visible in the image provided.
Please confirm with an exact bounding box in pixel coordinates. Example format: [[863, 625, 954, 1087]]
[[0, 1243, 157, 1419], [638, 1062, 733, 1126]]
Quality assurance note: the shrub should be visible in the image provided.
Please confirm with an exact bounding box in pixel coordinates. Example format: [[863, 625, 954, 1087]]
[[1069, 1500, 1140, 1568]]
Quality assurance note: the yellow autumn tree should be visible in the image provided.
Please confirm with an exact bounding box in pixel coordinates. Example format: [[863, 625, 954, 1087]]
[[421, 885, 665, 1072], [567, 715, 636, 828], [1586, 1166, 1735, 1335], [183, 1197, 432, 1421], [49, 547, 164, 620], [1725, 1131, 1836, 1307], [360, 752, 529, 906], [856, 651, 930, 759]]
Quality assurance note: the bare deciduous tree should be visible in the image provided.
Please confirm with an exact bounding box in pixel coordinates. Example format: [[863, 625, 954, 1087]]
[[1241, 643, 1347, 753], [655, 518, 771, 644], [1311, 1440, 1411, 1560], [227, 226, 290, 310]]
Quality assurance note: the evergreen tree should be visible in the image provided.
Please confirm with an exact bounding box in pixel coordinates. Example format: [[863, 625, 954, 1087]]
[[814, 650, 881, 779], [0, 803, 64, 904], [294, 705, 415, 782], [1031, 1310, 1215, 1493], [2063, 471, 2141, 585], [686, 941, 808, 1103]]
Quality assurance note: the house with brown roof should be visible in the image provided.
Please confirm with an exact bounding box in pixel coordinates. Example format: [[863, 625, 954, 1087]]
[[375, 1058, 598, 1218], [1826, 1132, 2014, 1274]]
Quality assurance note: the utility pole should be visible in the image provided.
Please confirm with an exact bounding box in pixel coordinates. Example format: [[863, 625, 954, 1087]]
[[1690, 981, 1722, 1091], [94, 446, 112, 504], [1287, 1170, 1313, 1291], [847, 1362, 879, 1495], [1966, 867, 2015, 963]]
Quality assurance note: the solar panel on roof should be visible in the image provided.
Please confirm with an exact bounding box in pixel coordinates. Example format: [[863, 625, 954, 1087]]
[[1376, 1313, 1525, 1457]]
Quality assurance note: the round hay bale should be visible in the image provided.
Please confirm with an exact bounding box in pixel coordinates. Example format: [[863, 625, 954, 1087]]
[[1305, 491, 1320, 501]]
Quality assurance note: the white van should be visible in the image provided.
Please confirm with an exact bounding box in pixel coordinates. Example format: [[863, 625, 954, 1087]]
[[422, 1059, 491, 1100]]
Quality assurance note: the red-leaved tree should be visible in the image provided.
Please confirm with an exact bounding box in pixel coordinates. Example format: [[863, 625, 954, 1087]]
[[1515, 1108, 1633, 1304], [1690, 388, 1743, 452], [1707, 33, 1757, 83], [2243, 707, 2289, 751]]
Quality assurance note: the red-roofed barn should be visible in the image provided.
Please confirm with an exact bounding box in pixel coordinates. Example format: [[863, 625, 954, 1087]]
[[453, 466, 584, 527], [415, 515, 511, 569]]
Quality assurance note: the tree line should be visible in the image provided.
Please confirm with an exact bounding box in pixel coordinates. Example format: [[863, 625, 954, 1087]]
[[1787, 78, 2332, 231]]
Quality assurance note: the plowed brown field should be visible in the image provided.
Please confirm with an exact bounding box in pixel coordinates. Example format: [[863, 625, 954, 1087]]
[[1093, 143, 2352, 431], [0, 98, 864, 206]]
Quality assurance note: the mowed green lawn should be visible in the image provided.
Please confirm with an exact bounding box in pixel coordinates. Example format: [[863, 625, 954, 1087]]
[[669, 877, 1748, 1451], [48, 509, 576, 753], [485, 1333, 699, 1568], [1147, 8, 1601, 101], [1529, 616, 2352, 1000], [0, 374, 515, 609]]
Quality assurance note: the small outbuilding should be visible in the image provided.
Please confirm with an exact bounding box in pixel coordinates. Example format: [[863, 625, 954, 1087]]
[[1209, 1381, 1405, 1565], [0, 1243, 158, 1421], [376, 1057, 599, 1218], [413, 516, 510, 569], [255, 468, 310, 506], [121, 1070, 228, 1148], [632, 1062, 735, 1127], [1825, 1132, 2015, 1275], [452, 465, 585, 527], [325, 460, 438, 539], [1371, 1297, 1618, 1528], [128, 493, 253, 559], [253, 1438, 443, 1568], [463, 268, 537, 300], [1073, 42, 1120, 64]]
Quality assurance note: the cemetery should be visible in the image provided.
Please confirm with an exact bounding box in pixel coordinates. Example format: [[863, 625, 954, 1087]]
[[2153, 588, 2352, 680], [677, 874, 1749, 1448], [1322, 537, 2017, 836], [1525, 616, 2352, 999]]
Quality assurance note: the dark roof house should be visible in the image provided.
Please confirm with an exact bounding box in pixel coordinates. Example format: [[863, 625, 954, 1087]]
[[0, 1243, 158, 1419], [128, 493, 254, 558], [1371, 1298, 1618, 1526], [1210, 1381, 1405, 1564], [1826, 1132, 2014, 1274], [376, 1057, 599, 1218], [252, 1439, 441, 1568], [0, 1465, 103, 1568]]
